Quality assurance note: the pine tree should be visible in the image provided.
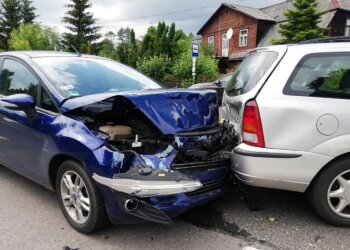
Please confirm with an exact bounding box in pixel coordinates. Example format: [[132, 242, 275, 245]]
[[0, 0, 22, 50], [272, 0, 325, 44], [140, 22, 186, 59], [128, 29, 138, 67], [62, 0, 101, 53], [21, 0, 37, 24], [116, 27, 131, 63]]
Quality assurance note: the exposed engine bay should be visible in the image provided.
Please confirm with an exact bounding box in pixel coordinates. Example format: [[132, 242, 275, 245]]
[[70, 96, 175, 154], [69, 96, 237, 165], [66, 90, 237, 224]]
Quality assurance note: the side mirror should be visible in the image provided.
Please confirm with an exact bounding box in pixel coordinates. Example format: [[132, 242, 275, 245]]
[[1, 94, 36, 109], [0, 94, 38, 122]]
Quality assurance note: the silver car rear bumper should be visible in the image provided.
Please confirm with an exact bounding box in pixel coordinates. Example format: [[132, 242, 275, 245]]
[[231, 143, 333, 192]]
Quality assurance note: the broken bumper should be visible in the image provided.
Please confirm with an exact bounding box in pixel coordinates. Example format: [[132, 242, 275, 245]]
[[92, 172, 203, 198], [92, 170, 207, 224]]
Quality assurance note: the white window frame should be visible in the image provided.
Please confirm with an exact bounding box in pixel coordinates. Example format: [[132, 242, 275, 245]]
[[345, 17, 350, 36], [239, 29, 248, 47], [208, 36, 215, 49]]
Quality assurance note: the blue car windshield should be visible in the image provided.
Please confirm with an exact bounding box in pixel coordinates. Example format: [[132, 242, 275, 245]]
[[33, 57, 162, 97]]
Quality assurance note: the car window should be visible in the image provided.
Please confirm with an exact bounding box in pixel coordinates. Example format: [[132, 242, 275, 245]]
[[0, 59, 39, 100], [33, 57, 161, 98], [284, 53, 350, 98], [225, 51, 278, 96], [40, 88, 57, 112]]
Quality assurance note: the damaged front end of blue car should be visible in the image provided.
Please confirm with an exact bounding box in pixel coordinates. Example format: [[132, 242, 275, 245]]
[[62, 89, 237, 224]]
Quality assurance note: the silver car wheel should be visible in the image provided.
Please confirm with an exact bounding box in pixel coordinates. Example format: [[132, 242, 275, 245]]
[[327, 170, 350, 218], [60, 170, 90, 224]]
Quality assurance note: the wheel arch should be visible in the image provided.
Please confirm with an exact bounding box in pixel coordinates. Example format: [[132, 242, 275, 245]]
[[306, 152, 350, 193], [48, 154, 83, 190]]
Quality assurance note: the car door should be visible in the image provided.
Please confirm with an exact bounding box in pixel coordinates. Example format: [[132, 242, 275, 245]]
[[0, 57, 44, 181]]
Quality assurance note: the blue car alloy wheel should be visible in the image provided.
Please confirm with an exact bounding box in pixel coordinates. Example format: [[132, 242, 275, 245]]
[[56, 160, 109, 233], [0, 52, 236, 233]]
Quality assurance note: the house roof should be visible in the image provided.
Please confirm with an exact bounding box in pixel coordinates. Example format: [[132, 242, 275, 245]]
[[258, 0, 350, 47], [258, 9, 337, 47], [260, 0, 339, 23], [197, 3, 275, 35], [198, 0, 350, 60], [224, 3, 275, 22], [198, 0, 350, 35]]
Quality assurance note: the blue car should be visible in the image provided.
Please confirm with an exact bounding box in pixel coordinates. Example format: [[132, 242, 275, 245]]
[[0, 51, 236, 233]]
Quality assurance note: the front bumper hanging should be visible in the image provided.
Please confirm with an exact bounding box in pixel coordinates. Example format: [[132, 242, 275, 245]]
[[92, 168, 203, 198]]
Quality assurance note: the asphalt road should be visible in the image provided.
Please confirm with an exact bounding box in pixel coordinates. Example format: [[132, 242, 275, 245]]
[[0, 165, 349, 250]]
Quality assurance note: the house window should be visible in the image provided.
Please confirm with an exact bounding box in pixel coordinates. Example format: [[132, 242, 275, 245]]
[[208, 36, 215, 49], [239, 29, 248, 47], [345, 18, 350, 36]]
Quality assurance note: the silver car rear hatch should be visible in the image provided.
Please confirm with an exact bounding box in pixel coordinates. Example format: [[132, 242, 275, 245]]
[[222, 45, 288, 142]]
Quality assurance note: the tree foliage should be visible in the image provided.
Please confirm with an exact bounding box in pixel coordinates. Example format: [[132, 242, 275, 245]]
[[0, 0, 37, 50], [93, 21, 220, 87], [62, 0, 101, 53], [21, 0, 37, 24], [0, 0, 22, 50], [140, 22, 187, 59], [272, 0, 325, 44], [97, 31, 117, 59], [137, 55, 173, 86], [9, 23, 59, 50], [114, 27, 138, 67]]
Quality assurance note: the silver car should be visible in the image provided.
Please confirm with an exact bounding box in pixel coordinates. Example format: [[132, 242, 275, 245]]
[[223, 38, 350, 226]]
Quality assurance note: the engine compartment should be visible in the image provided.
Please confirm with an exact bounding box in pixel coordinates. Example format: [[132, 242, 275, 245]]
[[69, 96, 174, 155], [68, 96, 236, 163]]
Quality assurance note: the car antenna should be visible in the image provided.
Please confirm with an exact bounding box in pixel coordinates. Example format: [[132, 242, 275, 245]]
[[65, 40, 81, 57], [58, 35, 81, 56]]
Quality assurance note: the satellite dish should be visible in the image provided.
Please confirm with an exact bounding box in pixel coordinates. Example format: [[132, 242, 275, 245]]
[[226, 28, 233, 39]]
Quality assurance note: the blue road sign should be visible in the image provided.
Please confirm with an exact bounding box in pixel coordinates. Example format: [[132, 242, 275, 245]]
[[192, 43, 199, 57]]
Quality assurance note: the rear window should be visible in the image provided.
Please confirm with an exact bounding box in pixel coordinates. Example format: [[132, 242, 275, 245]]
[[284, 53, 350, 99], [225, 51, 278, 96]]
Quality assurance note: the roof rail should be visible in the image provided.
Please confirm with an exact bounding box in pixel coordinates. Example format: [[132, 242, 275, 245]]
[[299, 36, 350, 44]]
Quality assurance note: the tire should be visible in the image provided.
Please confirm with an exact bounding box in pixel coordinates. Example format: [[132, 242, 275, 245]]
[[309, 157, 350, 226], [56, 160, 109, 233]]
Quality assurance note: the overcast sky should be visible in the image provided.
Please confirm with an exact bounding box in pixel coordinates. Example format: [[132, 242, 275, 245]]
[[33, 0, 285, 37]]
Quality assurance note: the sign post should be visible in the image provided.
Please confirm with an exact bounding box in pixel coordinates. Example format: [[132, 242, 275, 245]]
[[192, 43, 199, 84]]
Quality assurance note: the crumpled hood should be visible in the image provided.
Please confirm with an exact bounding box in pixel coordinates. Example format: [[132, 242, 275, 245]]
[[61, 89, 219, 134]]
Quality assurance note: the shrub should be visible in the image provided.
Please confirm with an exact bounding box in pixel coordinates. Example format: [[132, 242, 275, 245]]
[[9, 24, 59, 51], [137, 55, 173, 87], [173, 46, 218, 88]]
